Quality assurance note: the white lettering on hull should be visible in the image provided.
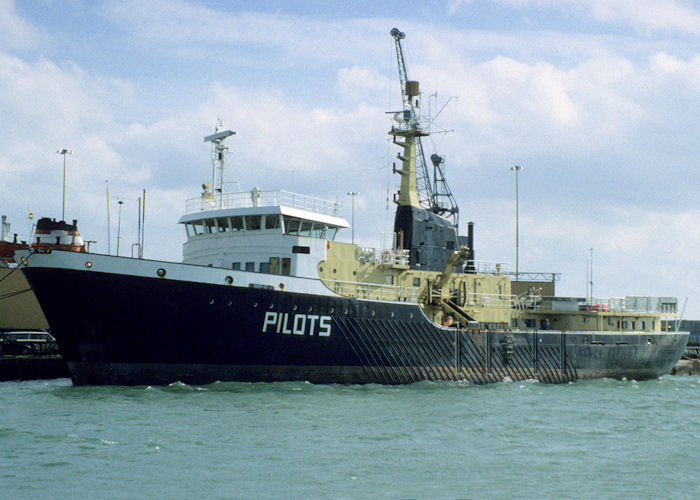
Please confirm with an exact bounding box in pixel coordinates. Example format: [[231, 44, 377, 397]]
[[262, 311, 331, 337]]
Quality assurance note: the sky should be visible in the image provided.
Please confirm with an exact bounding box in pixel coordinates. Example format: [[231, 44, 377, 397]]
[[1, 0, 698, 318]]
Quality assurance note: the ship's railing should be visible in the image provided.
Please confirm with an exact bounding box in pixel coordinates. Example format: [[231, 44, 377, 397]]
[[326, 279, 419, 303], [515, 295, 679, 314], [185, 189, 343, 217], [357, 247, 410, 266]]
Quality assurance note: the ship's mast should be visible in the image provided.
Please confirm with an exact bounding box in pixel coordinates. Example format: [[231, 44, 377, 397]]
[[390, 28, 433, 211], [204, 122, 236, 210]]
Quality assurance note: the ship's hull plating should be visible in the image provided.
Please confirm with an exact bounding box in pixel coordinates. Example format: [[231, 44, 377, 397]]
[[23, 265, 688, 386]]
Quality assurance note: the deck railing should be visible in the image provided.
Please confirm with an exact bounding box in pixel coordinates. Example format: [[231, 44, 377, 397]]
[[185, 189, 342, 217]]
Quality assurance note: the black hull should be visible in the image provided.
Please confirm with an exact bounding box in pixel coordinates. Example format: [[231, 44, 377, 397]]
[[23, 266, 688, 386]]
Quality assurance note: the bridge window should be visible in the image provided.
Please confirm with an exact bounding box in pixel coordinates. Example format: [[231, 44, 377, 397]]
[[265, 215, 281, 230], [216, 217, 230, 232], [299, 220, 313, 237], [245, 215, 261, 230], [283, 216, 300, 235], [205, 219, 216, 234], [192, 221, 205, 236], [231, 216, 243, 231]]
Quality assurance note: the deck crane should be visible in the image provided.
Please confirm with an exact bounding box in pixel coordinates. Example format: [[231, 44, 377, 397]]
[[390, 28, 459, 227], [390, 28, 434, 212]]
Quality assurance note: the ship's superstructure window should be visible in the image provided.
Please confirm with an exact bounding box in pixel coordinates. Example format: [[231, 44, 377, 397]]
[[299, 220, 313, 237], [216, 217, 230, 232], [245, 215, 261, 230], [265, 215, 281, 230], [245, 262, 255, 271], [260, 262, 270, 273], [205, 219, 216, 234], [283, 216, 300, 235], [232, 262, 241, 270], [231, 216, 243, 231], [282, 215, 339, 240]]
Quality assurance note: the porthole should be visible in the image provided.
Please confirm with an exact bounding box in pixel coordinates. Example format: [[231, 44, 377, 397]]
[[253, 302, 258, 308], [225, 276, 233, 285], [371, 310, 375, 317], [409, 313, 413, 319], [329, 307, 334, 313], [227, 300, 232, 306], [308, 306, 313, 312], [319, 266, 323, 272], [292, 305, 298, 311], [390, 312, 394, 318], [269, 303, 274, 309], [85, 261, 93, 269], [156, 268, 166, 277], [209, 299, 215, 305]]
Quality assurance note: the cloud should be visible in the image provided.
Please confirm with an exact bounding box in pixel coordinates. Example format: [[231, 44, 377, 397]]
[[0, 0, 44, 50], [447, 0, 700, 36]]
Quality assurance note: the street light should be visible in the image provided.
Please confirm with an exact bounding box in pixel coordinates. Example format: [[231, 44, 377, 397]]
[[57, 148, 73, 221], [346, 191, 360, 244], [116, 200, 124, 256], [510, 165, 523, 280]]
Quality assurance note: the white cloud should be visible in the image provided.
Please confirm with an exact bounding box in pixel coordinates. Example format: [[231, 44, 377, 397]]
[[0, 0, 43, 50], [447, 0, 700, 35]]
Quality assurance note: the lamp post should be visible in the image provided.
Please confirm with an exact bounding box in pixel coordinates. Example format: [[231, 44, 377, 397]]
[[57, 149, 73, 221], [346, 191, 360, 245], [116, 200, 124, 256], [510, 165, 523, 280]]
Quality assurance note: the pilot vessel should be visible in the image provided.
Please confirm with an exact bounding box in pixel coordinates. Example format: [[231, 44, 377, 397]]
[[17, 29, 688, 386]]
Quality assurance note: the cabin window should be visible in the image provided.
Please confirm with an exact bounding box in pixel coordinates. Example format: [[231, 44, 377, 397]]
[[185, 224, 195, 238], [245, 215, 261, 230], [192, 221, 205, 236], [292, 246, 310, 254], [385, 275, 394, 285], [231, 216, 243, 231], [283, 216, 300, 235], [270, 257, 280, 274], [622, 321, 628, 329], [524, 319, 535, 328], [260, 262, 270, 273], [245, 262, 255, 272], [264, 215, 281, 230], [232, 262, 241, 270], [325, 228, 338, 240], [299, 220, 313, 237], [216, 217, 230, 232], [205, 219, 216, 234], [642, 321, 646, 330], [413, 277, 420, 287]]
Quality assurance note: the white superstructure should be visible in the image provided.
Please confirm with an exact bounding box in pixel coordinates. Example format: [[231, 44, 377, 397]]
[[178, 126, 350, 279]]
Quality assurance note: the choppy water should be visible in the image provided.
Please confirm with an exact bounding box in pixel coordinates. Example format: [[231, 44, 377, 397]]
[[1, 376, 699, 499]]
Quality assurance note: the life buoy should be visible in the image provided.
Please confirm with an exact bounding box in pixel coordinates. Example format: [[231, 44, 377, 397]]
[[381, 250, 392, 264]]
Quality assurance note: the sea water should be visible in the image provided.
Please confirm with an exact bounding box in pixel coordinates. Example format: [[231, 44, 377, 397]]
[[1, 376, 699, 499]]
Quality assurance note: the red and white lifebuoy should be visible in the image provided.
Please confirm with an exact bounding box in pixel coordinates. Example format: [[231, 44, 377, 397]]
[[381, 250, 392, 264]]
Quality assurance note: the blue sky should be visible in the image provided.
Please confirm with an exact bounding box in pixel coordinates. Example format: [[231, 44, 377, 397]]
[[1, 0, 698, 318]]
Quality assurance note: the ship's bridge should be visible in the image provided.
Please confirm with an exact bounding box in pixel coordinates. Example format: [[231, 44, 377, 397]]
[[179, 189, 349, 279]]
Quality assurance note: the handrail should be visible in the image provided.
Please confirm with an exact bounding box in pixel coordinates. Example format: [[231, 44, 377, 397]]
[[185, 189, 343, 217]]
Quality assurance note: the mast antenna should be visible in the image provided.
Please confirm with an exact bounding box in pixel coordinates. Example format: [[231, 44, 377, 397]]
[[204, 122, 236, 210]]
